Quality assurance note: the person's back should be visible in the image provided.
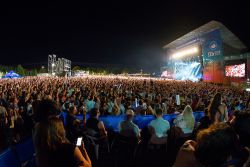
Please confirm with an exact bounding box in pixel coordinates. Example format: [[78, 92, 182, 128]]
[[174, 105, 195, 134], [119, 109, 140, 138], [208, 93, 228, 123], [48, 143, 76, 167], [86, 117, 100, 136], [149, 117, 170, 137], [85, 108, 107, 138], [174, 115, 187, 132], [86, 97, 95, 112], [218, 103, 228, 122], [65, 106, 81, 143], [149, 108, 170, 138], [119, 120, 140, 138]]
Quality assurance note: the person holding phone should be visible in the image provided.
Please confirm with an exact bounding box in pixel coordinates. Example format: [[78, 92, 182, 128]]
[[35, 116, 91, 167]]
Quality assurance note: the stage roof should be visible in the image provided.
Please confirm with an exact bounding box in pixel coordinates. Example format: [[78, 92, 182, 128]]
[[163, 20, 247, 51]]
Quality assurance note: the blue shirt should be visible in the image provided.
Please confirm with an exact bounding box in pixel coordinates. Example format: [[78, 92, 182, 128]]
[[119, 120, 140, 138], [149, 117, 170, 137]]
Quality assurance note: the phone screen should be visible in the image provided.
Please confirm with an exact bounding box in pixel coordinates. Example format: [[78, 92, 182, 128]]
[[76, 137, 82, 146]]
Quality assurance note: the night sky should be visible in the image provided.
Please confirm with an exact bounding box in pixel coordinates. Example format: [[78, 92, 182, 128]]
[[0, 1, 249, 72]]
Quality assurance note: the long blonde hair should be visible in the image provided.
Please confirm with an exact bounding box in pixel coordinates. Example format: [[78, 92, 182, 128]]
[[182, 105, 195, 130]]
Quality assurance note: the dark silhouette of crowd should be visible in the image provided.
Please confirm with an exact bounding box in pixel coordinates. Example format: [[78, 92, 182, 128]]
[[0, 76, 250, 167]]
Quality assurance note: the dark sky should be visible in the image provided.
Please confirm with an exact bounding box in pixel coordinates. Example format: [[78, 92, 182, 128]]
[[0, 1, 249, 72]]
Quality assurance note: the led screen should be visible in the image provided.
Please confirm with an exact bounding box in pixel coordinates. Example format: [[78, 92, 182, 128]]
[[225, 63, 245, 77]]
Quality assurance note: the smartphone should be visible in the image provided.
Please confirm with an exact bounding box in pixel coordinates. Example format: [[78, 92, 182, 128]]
[[76, 137, 82, 146]]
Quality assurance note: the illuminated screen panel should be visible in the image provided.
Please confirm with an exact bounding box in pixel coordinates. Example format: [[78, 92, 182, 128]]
[[225, 63, 245, 77], [174, 61, 202, 81]]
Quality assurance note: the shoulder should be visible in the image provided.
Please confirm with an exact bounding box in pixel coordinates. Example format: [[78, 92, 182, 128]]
[[98, 120, 104, 126], [98, 120, 105, 128], [131, 122, 139, 129], [176, 114, 183, 119], [175, 115, 184, 122], [120, 120, 126, 125], [218, 104, 226, 111], [162, 119, 170, 126], [219, 103, 227, 108], [149, 119, 156, 124]]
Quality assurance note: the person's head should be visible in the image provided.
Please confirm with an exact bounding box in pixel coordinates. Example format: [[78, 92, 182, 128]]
[[139, 99, 143, 106], [63, 102, 70, 111], [126, 109, 134, 120], [34, 99, 60, 123], [69, 105, 77, 115], [89, 108, 100, 118], [88, 94, 94, 101], [155, 108, 163, 117], [231, 111, 250, 148], [212, 93, 222, 104], [195, 123, 239, 167], [47, 116, 67, 150]]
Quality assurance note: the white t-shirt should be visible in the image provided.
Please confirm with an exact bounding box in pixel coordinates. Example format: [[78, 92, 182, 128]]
[[149, 117, 170, 138]]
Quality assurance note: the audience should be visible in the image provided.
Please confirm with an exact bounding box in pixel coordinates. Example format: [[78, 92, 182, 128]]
[[174, 123, 239, 167], [0, 76, 249, 166], [195, 123, 238, 166]]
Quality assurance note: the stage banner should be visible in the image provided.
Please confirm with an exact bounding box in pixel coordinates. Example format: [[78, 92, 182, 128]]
[[202, 29, 223, 61], [202, 29, 224, 83]]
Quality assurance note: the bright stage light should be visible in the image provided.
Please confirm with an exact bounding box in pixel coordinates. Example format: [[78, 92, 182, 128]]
[[172, 46, 199, 59]]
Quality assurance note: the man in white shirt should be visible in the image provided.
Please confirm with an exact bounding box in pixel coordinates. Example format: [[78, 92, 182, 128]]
[[148, 108, 170, 144]]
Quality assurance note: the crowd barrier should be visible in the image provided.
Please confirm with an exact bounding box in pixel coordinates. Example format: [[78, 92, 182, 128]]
[[0, 138, 35, 167], [76, 111, 205, 131], [0, 112, 204, 167]]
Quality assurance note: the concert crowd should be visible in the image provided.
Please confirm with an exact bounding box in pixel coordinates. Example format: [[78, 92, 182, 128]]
[[0, 76, 250, 167]]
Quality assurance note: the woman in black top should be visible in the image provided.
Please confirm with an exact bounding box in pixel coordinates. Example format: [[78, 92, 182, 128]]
[[86, 108, 107, 138], [34, 116, 91, 167]]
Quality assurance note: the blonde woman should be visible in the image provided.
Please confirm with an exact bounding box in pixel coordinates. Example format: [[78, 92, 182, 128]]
[[174, 105, 195, 134]]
